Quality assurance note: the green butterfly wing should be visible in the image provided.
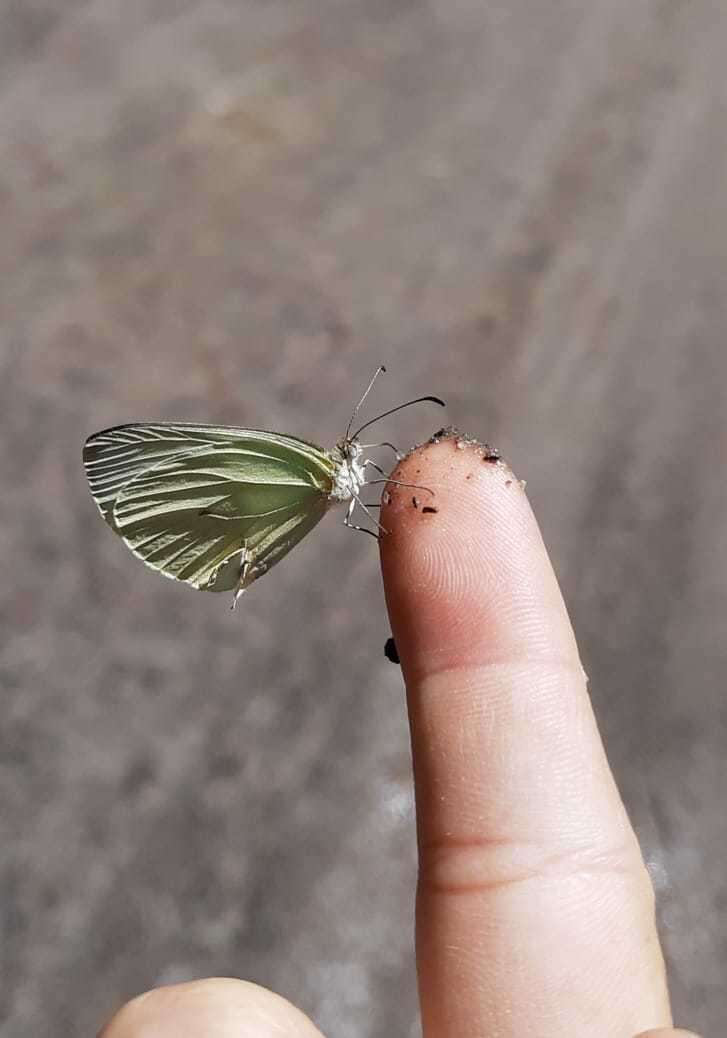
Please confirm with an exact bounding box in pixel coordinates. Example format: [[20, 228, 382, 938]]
[[83, 423, 338, 592]]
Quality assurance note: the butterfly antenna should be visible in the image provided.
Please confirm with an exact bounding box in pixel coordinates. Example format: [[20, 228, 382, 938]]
[[345, 365, 387, 440], [351, 395, 445, 440]]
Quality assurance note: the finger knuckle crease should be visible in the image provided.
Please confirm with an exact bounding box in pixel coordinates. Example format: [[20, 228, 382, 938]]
[[417, 836, 638, 897]]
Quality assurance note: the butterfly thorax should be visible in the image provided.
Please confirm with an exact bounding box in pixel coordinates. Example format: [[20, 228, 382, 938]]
[[329, 438, 366, 502]]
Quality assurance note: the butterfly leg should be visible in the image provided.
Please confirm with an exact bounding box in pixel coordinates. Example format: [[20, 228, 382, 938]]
[[343, 496, 373, 537], [343, 495, 387, 538], [363, 459, 388, 478], [230, 547, 251, 610], [363, 441, 402, 460]]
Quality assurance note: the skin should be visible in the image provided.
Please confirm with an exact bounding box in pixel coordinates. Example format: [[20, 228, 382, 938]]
[[100, 437, 699, 1038]]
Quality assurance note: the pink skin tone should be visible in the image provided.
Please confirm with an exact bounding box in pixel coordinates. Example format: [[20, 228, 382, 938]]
[[100, 438, 696, 1038]]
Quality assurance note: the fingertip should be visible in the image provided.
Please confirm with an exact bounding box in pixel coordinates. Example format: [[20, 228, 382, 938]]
[[99, 978, 325, 1038], [379, 432, 580, 682]]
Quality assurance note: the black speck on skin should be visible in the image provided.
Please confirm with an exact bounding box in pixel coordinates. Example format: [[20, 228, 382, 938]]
[[384, 637, 400, 665], [482, 444, 500, 462], [428, 424, 459, 444], [412, 496, 420, 509], [422, 505, 438, 514]]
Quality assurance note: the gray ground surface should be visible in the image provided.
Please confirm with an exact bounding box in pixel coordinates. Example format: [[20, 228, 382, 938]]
[[2, 2, 726, 1035]]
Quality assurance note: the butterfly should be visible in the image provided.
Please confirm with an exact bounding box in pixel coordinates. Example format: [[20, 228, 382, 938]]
[[83, 367, 443, 607]]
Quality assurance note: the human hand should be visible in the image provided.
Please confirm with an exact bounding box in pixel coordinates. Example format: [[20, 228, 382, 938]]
[[100, 435, 697, 1038]]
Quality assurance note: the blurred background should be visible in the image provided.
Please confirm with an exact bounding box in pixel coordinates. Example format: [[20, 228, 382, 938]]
[[2, 2, 726, 1035]]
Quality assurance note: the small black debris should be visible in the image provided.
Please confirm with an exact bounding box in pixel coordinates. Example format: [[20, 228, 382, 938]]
[[422, 505, 438, 514], [384, 637, 400, 665], [429, 425, 459, 444]]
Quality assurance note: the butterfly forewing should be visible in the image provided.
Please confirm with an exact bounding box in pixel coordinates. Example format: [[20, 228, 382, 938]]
[[83, 423, 339, 592]]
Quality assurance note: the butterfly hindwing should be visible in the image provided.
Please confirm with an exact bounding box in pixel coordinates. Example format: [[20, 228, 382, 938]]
[[83, 424, 337, 591]]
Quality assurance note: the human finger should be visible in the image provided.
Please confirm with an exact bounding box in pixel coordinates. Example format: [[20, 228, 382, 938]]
[[380, 433, 672, 1038], [98, 978, 325, 1038]]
